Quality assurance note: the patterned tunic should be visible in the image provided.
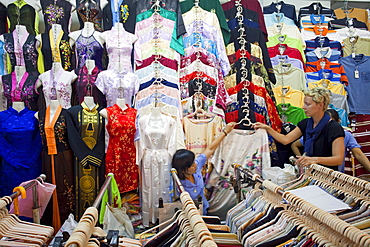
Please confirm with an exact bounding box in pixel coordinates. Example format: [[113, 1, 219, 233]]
[[105, 104, 138, 193]]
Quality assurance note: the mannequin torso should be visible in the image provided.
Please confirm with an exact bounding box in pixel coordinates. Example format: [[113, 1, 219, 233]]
[[100, 98, 127, 118], [149, 107, 164, 127], [84, 96, 95, 110], [12, 101, 25, 112], [85, 59, 95, 74], [69, 22, 105, 47]]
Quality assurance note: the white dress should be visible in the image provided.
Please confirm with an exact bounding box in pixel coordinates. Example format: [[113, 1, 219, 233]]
[[137, 112, 176, 227]]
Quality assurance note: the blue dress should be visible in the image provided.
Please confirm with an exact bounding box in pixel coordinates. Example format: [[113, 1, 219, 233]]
[[0, 107, 42, 197]]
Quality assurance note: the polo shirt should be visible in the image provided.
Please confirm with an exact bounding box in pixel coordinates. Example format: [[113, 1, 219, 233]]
[[329, 104, 350, 127], [268, 44, 305, 64], [266, 34, 304, 58], [308, 79, 346, 96], [273, 63, 307, 91], [270, 55, 304, 71], [305, 37, 342, 53], [331, 92, 349, 113], [277, 103, 307, 125], [342, 37, 370, 57], [267, 23, 304, 47], [298, 3, 335, 24], [334, 8, 369, 30], [264, 12, 296, 27], [329, 18, 368, 30], [221, 0, 268, 40], [335, 27, 370, 43], [263, 1, 298, 27], [305, 47, 341, 63], [300, 14, 334, 29], [273, 85, 305, 108], [180, 0, 230, 45], [227, 17, 260, 30], [301, 26, 338, 41], [339, 55, 370, 114], [305, 58, 348, 83], [306, 69, 341, 83]]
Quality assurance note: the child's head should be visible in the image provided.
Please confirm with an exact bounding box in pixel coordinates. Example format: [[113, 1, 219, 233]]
[[172, 149, 196, 180], [325, 109, 340, 123]]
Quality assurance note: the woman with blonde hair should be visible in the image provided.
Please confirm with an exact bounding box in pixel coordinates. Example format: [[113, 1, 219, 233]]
[[254, 87, 345, 170]]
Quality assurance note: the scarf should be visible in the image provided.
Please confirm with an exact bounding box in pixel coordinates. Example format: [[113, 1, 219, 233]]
[[304, 113, 331, 157]]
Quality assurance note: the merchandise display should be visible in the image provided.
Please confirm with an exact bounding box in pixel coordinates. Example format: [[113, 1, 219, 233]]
[[0, 0, 370, 246]]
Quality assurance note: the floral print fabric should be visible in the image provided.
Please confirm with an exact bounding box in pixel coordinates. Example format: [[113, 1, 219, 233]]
[[105, 104, 138, 193]]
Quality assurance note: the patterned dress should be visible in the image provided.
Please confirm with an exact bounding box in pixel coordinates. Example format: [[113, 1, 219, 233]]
[[41, 0, 73, 33], [105, 104, 138, 193], [77, 0, 103, 31]]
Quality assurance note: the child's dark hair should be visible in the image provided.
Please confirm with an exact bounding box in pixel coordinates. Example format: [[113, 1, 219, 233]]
[[171, 149, 195, 180], [325, 109, 340, 122]]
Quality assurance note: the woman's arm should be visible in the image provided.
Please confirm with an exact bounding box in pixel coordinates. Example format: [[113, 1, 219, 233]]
[[253, 122, 303, 145], [203, 122, 236, 159], [351, 148, 370, 172], [297, 137, 345, 167], [291, 139, 303, 156]]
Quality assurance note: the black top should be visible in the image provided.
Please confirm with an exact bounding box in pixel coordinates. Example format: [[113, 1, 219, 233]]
[[263, 1, 298, 27], [0, 3, 7, 34], [41, 0, 73, 33], [7, 2, 37, 35], [118, 0, 138, 34], [329, 17, 368, 30], [298, 118, 344, 170], [298, 2, 336, 25]]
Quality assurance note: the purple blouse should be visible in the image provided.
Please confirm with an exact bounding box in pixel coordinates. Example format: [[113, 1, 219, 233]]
[[75, 32, 104, 70]]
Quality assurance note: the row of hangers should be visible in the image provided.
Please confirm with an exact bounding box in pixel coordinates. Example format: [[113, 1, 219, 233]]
[[230, 164, 370, 246]]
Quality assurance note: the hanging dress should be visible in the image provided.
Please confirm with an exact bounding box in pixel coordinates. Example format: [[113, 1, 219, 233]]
[[39, 29, 72, 72], [38, 106, 74, 229], [137, 113, 176, 227], [67, 102, 105, 220], [7, 0, 39, 35], [76, 0, 104, 31], [41, 0, 73, 33], [74, 31, 105, 70], [3, 31, 38, 76], [0, 107, 42, 197], [1, 72, 39, 111]]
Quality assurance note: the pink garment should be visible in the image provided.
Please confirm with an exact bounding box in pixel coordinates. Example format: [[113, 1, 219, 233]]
[[105, 26, 141, 71], [136, 84, 181, 105], [135, 13, 175, 33], [9, 180, 56, 218]]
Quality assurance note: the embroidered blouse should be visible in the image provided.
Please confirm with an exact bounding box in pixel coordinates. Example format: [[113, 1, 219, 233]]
[[41, 0, 73, 33], [75, 32, 105, 70]]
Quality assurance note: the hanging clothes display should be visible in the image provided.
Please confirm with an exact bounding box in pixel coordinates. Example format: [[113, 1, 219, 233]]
[[76, 0, 104, 31], [73, 31, 105, 70], [74, 66, 106, 107], [41, 0, 74, 33], [38, 106, 74, 228], [0, 3, 7, 35], [1, 72, 39, 111], [38, 29, 72, 72], [2, 30, 39, 75], [137, 111, 176, 227], [67, 102, 105, 220], [263, 1, 298, 27], [7, 0, 39, 35], [0, 107, 42, 197]]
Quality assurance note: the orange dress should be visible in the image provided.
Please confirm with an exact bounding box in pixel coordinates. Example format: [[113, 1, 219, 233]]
[[105, 104, 138, 193]]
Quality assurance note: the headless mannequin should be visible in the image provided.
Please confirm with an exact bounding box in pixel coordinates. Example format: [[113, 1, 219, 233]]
[[12, 66, 26, 112], [5, 0, 41, 12], [105, 22, 128, 73], [69, 21, 105, 47], [99, 98, 127, 119], [12, 101, 25, 112], [84, 96, 95, 110], [149, 107, 164, 127], [34, 99, 60, 121], [0, 25, 40, 49], [85, 59, 95, 74], [36, 23, 62, 44]]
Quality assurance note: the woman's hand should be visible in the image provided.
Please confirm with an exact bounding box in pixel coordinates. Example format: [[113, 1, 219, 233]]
[[252, 122, 270, 130], [224, 122, 236, 134], [296, 156, 318, 167]]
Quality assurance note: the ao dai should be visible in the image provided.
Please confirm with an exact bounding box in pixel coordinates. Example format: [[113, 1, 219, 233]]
[[137, 113, 176, 227]]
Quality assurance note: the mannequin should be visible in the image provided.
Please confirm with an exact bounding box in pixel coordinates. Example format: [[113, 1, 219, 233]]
[[69, 22, 105, 47], [149, 107, 164, 128], [84, 96, 95, 110], [0, 24, 29, 43], [5, 0, 41, 12], [99, 97, 127, 118], [12, 101, 25, 112], [34, 99, 60, 121], [85, 59, 95, 74], [14, 65, 26, 83]]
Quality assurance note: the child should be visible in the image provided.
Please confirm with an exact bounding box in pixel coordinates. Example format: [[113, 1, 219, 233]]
[[172, 122, 236, 215]]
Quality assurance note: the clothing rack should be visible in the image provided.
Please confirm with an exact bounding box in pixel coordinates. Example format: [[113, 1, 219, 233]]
[[0, 175, 54, 246], [139, 169, 217, 246], [65, 174, 114, 247], [231, 163, 370, 246]]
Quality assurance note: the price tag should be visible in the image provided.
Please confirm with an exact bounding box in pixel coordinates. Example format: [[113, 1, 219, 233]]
[[355, 70, 360, 79]]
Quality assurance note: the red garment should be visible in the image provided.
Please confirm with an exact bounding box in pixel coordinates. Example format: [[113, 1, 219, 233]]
[[180, 50, 218, 69], [136, 55, 178, 71], [227, 81, 282, 132], [222, 0, 267, 41], [106, 104, 138, 193], [225, 110, 239, 123], [180, 71, 217, 86], [268, 44, 305, 65]]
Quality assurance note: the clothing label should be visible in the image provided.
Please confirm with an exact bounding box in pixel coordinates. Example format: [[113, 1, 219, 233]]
[[355, 70, 360, 79]]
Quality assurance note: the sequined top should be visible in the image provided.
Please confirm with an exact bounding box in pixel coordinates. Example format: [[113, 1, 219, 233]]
[[41, 0, 73, 33], [75, 32, 105, 70], [77, 0, 103, 31]]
